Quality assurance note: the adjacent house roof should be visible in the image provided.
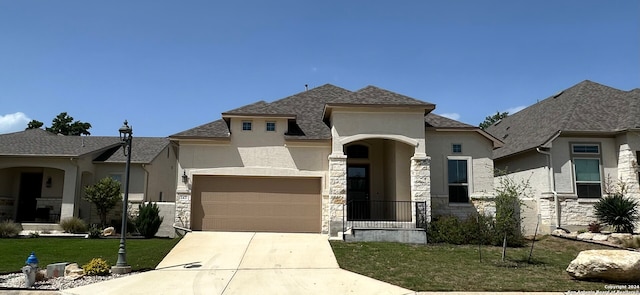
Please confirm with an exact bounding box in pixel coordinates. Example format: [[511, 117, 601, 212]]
[[486, 80, 640, 159], [171, 84, 458, 141], [0, 129, 169, 164]]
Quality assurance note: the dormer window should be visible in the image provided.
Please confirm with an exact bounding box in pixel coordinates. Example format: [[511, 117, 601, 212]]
[[242, 121, 252, 131], [266, 121, 276, 132]]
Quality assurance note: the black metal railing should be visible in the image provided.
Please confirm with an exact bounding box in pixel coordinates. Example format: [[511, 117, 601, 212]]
[[343, 200, 428, 232]]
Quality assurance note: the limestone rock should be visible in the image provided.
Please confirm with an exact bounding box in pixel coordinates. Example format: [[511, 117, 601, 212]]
[[103, 227, 115, 236], [552, 229, 566, 236], [566, 250, 640, 283], [592, 234, 609, 241], [65, 263, 84, 278], [611, 233, 632, 239], [576, 232, 594, 240]]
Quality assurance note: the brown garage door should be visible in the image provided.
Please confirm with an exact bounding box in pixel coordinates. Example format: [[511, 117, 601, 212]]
[[191, 176, 322, 233]]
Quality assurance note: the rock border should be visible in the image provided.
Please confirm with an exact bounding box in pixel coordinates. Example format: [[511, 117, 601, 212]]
[[551, 229, 640, 251]]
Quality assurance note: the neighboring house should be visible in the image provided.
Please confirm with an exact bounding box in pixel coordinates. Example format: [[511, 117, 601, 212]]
[[170, 84, 501, 240], [486, 80, 640, 235], [0, 128, 177, 228]]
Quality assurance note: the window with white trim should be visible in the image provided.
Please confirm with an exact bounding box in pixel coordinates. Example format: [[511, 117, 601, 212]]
[[242, 121, 252, 131], [266, 121, 276, 132], [447, 157, 470, 203], [572, 144, 602, 198]]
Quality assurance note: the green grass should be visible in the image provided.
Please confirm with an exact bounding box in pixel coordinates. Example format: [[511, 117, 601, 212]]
[[331, 235, 620, 292], [0, 237, 181, 274]]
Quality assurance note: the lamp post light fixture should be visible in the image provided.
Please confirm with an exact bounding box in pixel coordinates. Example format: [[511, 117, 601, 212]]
[[112, 120, 133, 274]]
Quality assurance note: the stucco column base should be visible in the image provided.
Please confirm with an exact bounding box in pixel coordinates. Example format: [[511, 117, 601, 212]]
[[328, 154, 347, 237]]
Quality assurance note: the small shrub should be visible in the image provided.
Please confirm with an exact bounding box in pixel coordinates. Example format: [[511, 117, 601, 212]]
[[135, 202, 164, 238], [87, 224, 102, 239], [60, 217, 88, 233], [588, 221, 601, 233], [82, 258, 111, 276], [28, 231, 40, 238], [428, 214, 497, 245], [594, 193, 639, 233], [0, 220, 21, 238]]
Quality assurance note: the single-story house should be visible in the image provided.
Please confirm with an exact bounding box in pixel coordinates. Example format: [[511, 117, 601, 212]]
[[486, 80, 640, 234], [170, 84, 502, 240], [0, 128, 177, 229]]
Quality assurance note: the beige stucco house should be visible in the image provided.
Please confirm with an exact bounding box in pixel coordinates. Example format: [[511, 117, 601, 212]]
[[487, 80, 640, 235], [170, 84, 501, 240], [0, 128, 177, 228]]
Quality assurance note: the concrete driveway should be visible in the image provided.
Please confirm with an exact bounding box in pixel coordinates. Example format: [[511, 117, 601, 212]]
[[62, 232, 414, 295]]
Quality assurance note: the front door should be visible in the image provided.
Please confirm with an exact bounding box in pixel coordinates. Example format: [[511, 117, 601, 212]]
[[17, 173, 43, 222], [347, 165, 370, 220]]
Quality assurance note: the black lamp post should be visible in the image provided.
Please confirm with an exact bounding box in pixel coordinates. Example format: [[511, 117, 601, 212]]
[[113, 120, 132, 274]]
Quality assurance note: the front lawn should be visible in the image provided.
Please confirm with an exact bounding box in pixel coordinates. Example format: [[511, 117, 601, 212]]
[[331, 235, 619, 292], [0, 237, 180, 274]]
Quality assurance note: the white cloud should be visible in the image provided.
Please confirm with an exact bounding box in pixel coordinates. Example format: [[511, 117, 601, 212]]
[[505, 105, 526, 115], [0, 112, 31, 134], [438, 112, 461, 120]]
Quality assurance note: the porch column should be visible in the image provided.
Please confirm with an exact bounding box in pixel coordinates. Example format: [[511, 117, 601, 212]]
[[328, 153, 347, 237], [175, 168, 191, 229], [60, 167, 78, 220], [618, 144, 640, 199], [410, 155, 431, 223]]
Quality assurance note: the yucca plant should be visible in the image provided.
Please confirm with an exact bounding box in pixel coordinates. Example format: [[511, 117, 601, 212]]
[[594, 193, 639, 233]]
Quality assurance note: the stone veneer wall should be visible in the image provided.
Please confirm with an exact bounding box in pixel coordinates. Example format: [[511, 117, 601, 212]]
[[541, 197, 598, 228], [328, 154, 347, 237], [410, 156, 431, 222], [618, 144, 640, 199], [175, 191, 191, 229]]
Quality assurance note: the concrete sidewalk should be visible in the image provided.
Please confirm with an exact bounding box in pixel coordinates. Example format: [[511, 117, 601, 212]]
[[61, 232, 415, 295]]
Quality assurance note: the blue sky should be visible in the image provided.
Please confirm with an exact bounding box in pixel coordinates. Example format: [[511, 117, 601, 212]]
[[1, 1, 638, 136]]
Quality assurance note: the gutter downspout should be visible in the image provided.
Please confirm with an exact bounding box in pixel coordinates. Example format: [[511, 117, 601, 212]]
[[536, 147, 562, 230]]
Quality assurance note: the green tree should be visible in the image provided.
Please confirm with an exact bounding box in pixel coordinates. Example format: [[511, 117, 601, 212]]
[[25, 120, 44, 130], [494, 169, 530, 260], [479, 111, 508, 130], [46, 112, 92, 135], [25, 112, 91, 135], [84, 177, 122, 227]]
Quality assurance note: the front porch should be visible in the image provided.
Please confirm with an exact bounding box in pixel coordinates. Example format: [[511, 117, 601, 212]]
[[342, 199, 428, 243]]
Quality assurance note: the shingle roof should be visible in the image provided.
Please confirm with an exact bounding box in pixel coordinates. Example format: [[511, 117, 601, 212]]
[[0, 129, 168, 164], [425, 113, 475, 128], [486, 80, 639, 159], [171, 84, 449, 140], [98, 137, 170, 164]]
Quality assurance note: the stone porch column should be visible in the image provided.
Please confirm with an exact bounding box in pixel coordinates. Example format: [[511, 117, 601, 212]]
[[410, 155, 431, 223], [618, 144, 639, 199], [175, 169, 191, 229], [328, 153, 347, 237]]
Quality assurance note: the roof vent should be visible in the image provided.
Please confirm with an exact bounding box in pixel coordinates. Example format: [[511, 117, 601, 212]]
[[552, 91, 564, 98]]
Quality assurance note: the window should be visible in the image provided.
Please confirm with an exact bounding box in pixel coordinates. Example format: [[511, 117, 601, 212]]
[[572, 144, 602, 198], [242, 121, 252, 131], [573, 145, 599, 154], [574, 158, 602, 198], [266, 121, 276, 132], [452, 144, 462, 153], [448, 159, 469, 203]]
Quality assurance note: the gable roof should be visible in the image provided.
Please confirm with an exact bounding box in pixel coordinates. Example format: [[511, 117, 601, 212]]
[[0, 129, 169, 164], [171, 84, 446, 140], [486, 80, 640, 159]]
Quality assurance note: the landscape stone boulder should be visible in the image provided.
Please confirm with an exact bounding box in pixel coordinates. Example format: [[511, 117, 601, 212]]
[[65, 263, 84, 279], [566, 250, 640, 283], [591, 234, 609, 242], [576, 232, 594, 240], [103, 226, 115, 236]]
